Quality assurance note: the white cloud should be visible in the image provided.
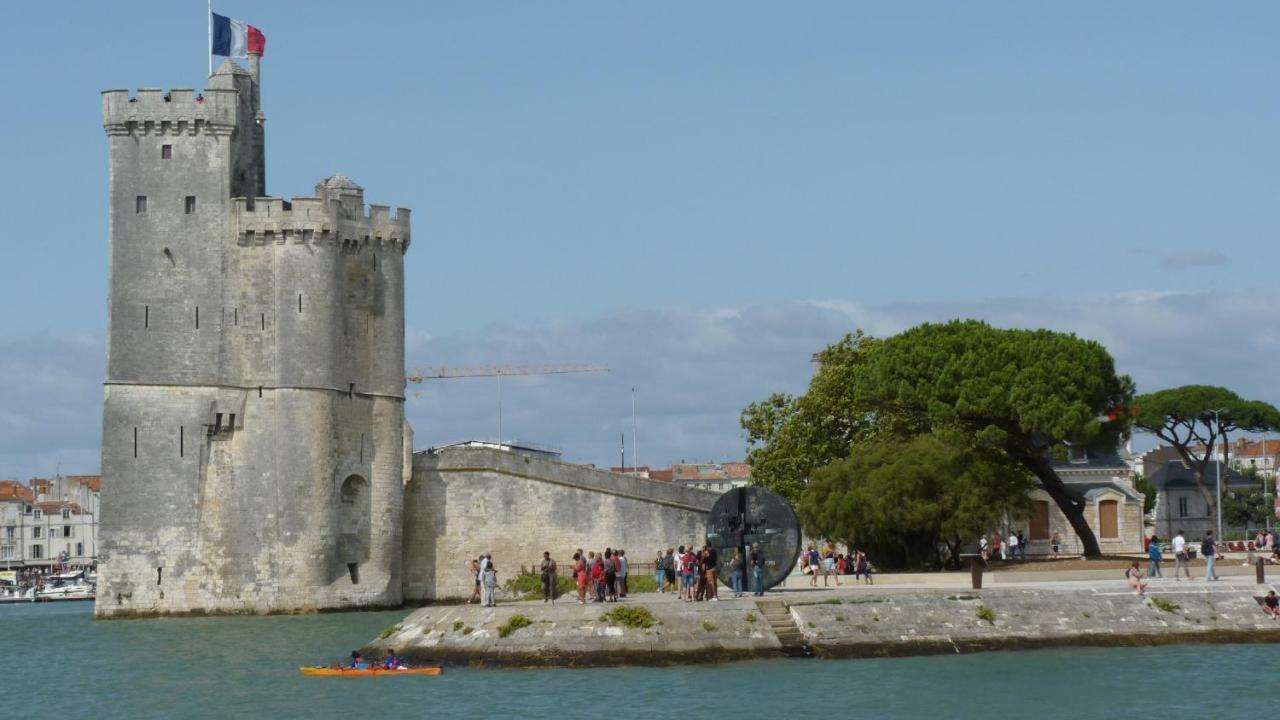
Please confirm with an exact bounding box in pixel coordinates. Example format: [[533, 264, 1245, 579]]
[[2, 289, 1277, 479]]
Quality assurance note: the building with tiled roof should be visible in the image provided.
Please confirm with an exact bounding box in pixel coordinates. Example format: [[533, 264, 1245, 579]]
[[0, 476, 99, 570]]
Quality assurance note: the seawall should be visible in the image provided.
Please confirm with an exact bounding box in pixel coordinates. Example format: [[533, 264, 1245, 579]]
[[364, 580, 1280, 667]]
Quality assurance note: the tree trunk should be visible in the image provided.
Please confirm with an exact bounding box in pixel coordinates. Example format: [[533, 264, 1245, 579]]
[[1191, 466, 1219, 535], [1011, 450, 1103, 558]]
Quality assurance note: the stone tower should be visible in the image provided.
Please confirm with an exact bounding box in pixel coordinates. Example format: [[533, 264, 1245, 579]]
[[97, 54, 412, 617]]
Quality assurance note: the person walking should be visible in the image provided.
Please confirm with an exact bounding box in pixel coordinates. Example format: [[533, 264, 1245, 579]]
[[664, 548, 677, 593], [750, 544, 765, 596], [1016, 531, 1026, 560], [1202, 531, 1219, 581], [730, 549, 744, 598], [807, 545, 820, 587], [618, 549, 628, 598], [1173, 530, 1193, 581], [540, 551, 558, 603], [481, 555, 498, 607], [822, 542, 841, 587], [855, 550, 873, 584], [1007, 531, 1019, 561], [1147, 536, 1163, 578], [1050, 531, 1060, 558], [991, 532, 1003, 561], [655, 549, 667, 593]]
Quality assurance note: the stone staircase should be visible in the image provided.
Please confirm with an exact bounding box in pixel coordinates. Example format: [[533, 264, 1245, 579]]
[[756, 599, 812, 657]]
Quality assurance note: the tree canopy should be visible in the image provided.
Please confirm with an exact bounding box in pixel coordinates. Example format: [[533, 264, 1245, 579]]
[[798, 434, 1033, 569], [1134, 385, 1280, 527], [744, 319, 1134, 558]]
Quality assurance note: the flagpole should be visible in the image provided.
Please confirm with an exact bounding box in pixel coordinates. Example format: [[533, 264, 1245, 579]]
[[207, 0, 213, 77]]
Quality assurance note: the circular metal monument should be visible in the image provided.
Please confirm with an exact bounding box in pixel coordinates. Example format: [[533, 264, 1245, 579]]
[[706, 486, 802, 593]]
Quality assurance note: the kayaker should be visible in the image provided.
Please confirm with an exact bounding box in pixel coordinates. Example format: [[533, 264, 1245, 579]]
[[348, 650, 367, 670], [383, 649, 406, 669]]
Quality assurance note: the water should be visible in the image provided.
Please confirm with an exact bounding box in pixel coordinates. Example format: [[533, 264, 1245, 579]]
[[3, 601, 1274, 719]]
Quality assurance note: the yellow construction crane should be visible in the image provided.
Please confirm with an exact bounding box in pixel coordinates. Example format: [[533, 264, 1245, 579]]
[[406, 364, 610, 446]]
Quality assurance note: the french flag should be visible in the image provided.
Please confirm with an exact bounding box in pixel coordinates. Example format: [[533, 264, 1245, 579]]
[[211, 11, 266, 58]]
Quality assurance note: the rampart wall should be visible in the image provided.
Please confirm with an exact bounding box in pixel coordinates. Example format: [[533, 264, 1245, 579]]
[[403, 448, 718, 602]]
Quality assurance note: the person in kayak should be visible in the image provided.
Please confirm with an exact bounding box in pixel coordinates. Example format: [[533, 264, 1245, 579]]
[[383, 649, 406, 669], [348, 650, 368, 670]]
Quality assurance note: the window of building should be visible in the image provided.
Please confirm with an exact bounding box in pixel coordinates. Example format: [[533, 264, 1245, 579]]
[[161, 144, 172, 159], [33, 509, 41, 521], [1178, 496, 1189, 518], [63, 525, 72, 538], [136, 195, 147, 213], [61, 508, 70, 519], [75, 542, 83, 556], [1099, 499, 1119, 539], [33, 527, 42, 539], [1067, 444, 1088, 463], [0, 546, 11, 560], [4, 526, 13, 540], [185, 195, 196, 214], [1030, 501, 1051, 540], [31, 544, 43, 559]]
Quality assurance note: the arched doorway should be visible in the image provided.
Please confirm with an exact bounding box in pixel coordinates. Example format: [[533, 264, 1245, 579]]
[[338, 474, 370, 583]]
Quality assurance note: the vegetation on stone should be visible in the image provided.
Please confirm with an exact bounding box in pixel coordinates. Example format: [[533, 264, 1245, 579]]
[[743, 613, 757, 623], [506, 573, 578, 601], [976, 605, 996, 624], [702, 621, 716, 632], [379, 625, 399, 639], [602, 606, 656, 629], [744, 321, 1137, 559], [1134, 385, 1280, 525], [452, 620, 465, 631], [1151, 598, 1180, 614], [498, 614, 533, 638]]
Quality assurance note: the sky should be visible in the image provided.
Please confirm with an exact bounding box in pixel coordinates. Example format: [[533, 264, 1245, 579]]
[[0, 2, 1277, 477]]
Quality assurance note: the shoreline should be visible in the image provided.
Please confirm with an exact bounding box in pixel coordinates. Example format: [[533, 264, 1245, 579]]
[[364, 576, 1280, 668]]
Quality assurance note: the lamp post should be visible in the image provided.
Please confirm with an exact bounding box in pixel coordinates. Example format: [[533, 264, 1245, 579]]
[[1210, 409, 1225, 540]]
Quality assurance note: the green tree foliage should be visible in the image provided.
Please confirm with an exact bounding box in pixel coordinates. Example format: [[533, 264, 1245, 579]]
[[1221, 488, 1271, 530], [849, 320, 1134, 557], [742, 332, 877, 501], [1133, 385, 1280, 530], [798, 435, 1034, 569]]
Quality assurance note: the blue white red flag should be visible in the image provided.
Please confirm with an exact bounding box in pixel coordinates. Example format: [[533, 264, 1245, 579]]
[[211, 11, 266, 58]]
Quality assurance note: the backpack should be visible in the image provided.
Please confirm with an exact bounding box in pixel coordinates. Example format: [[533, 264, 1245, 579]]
[[1201, 539, 1214, 557]]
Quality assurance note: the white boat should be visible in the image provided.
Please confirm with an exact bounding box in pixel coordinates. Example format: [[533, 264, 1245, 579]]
[[36, 581, 95, 601]]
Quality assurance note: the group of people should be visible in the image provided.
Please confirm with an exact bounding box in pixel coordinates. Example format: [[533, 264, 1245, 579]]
[[800, 543, 873, 585], [342, 649, 406, 670], [1146, 529, 1221, 581], [654, 543, 768, 599], [571, 547, 630, 605], [467, 554, 500, 607], [980, 530, 1035, 561]]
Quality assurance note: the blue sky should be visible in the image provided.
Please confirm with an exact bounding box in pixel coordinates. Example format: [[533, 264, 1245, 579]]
[[1, 2, 1277, 477]]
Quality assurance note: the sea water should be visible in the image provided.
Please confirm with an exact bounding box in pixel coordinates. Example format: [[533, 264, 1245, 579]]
[[3, 601, 1273, 719]]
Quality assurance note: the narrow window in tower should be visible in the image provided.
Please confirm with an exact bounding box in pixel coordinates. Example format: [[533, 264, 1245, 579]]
[[156, 567, 162, 585], [161, 144, 172, 160], [347, 563, 359, 585], [144, 305, 149, 329], [185, 196, 196, 214], [179, 426, 184, 457], [133, 427, 138, 458], [348, 383, 355, 399], [372, 254, 377, 270], [233, 308, 238, 326], [228, 413, 236, 430], [298, 294, 303, 313], [360, 434, 365, 463], [260, 313, 266, 330], [195, 306, 200, 329], [214, 413, 223, 433], [257, 386, 263, 398], [135, 196, 147, 213]]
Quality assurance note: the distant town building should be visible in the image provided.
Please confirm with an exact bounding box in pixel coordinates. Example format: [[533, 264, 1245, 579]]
[[1146, 460, 1249, 540], [0, 476, 100, 571], [1022, 444, 1144, 556], [609, 462, 752, 492]]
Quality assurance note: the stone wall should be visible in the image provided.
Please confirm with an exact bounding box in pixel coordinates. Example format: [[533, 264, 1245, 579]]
[[402, 447, 718, 602]]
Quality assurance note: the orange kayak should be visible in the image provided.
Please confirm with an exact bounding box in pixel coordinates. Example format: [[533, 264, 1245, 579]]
[[300, 666, 442, 677]]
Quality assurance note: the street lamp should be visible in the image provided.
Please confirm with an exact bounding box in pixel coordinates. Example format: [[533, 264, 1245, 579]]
[[1210, 409, 1226, 540]]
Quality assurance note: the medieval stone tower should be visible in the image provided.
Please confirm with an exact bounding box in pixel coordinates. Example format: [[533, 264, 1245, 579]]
[[97, 54, 412, 617]]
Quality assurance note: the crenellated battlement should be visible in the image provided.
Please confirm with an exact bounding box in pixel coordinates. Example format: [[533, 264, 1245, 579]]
[[234, 195, 411, 251], [103, 88, 240, 135]]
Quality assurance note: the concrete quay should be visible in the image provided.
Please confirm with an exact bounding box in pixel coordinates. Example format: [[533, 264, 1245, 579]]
[[364, 571, 1280, 667]]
